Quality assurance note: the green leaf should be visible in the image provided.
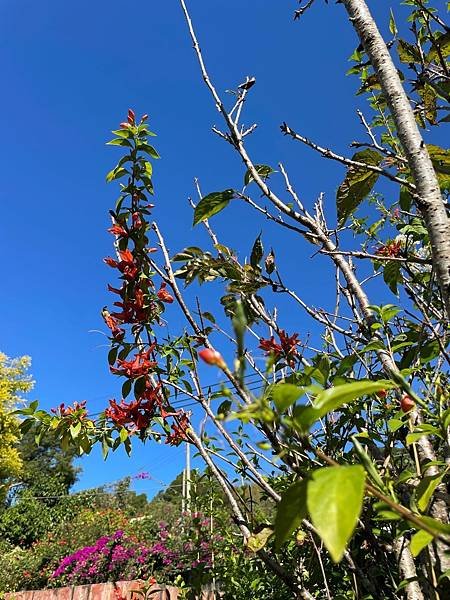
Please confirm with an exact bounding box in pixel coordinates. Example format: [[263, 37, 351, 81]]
[[399, 187, 412, 211], [337, 150, 382, 224], [388, 418, 404, 432], [397, 40, 421, 64], [427, 31, 450, 62], [294, 380, 396, 431], [246, 527, 274, 553], [106, 167, 128, 183], [272, 383, 305, 412], [383, 261, 402, 295], [193, 190, 235, 225], [108, 347, 119, 366], [244, 164, 275, 186], [415, 472, 444, 513], [307, 465, 366, 562], [119, 427, 129, 443], [389, 9, 398, 36], [250, 234, 264, 269], [137, 143, 160, 159], [415, 515, 450, 536], [351, 435, 386, 491], [418, 83, 437, 125], [380, 304, 401, 323], [419, 340, 440, 364], [217, 400, 232, 418], [274, 480, 308, 550], [106, 138, 132, 147], [69, 422, 82, 439], [122, 378, 132, 399], [427, 145, 450, 191], [264, 248, 275, 274], [410, 530, 434, 557]]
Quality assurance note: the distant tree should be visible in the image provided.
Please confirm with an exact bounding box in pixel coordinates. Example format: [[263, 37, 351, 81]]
[[0, 352, 33, 503]]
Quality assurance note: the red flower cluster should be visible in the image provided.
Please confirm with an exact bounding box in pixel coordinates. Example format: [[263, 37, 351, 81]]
[[110, 347, 156, 378], [375, 240, 402, 257], [259, 329, 300, 367], [51, 401, 88, 418], [102, 110, 186, 444], [166, 412, 190, 446], [109, 283, 153, 324], [105, 382, 161, 431], [104, 249, 139, 281]]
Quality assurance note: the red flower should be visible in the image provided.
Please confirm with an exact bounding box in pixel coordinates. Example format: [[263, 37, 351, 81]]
[[279, 330, 300, 358], [166, 412, 190, 446], [111, 285, 153, 324], [105, 382, 161, 430], [198, 348, 226, 368], [157, 282, 174, 304], [375, 240, 402, 257], [104, 257, 118, 268], [108, 223, 128, 237], [259, 337, 282, 355], [102, 308, 125, 339], [120, 122, 131, 129], [104, 249, 139, 281], [259, 330, 299, 367], [110, 347, 156, 378]]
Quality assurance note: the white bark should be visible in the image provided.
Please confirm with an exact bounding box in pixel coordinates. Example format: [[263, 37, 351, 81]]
[[342, 0, 450, 320], [393, 537, 425, 600]]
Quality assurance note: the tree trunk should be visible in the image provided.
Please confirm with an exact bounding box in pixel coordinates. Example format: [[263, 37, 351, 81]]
[[341, 0, 450, 320]]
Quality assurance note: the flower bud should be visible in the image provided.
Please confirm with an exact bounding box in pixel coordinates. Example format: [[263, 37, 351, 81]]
[[400, 394, 415, 413], [120, 122, 131, 129], [198, 348, 226, 369], [128, 108, 136, 125]]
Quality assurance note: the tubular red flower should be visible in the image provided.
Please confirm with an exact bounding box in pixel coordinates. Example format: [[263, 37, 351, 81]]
[[375, 240, 402, 257], [110, 347, 156, 378], [108, 223, 128, 237], [166, 412, 190, 446], [102, 310, 125, 339], [157, 282, 174, 304], [259, 329, 299, 367]]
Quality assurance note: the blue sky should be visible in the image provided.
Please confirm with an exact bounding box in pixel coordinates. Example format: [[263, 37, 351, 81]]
[[0, 0, 427, 498]]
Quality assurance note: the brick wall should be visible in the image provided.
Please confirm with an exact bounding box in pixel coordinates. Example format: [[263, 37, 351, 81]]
[[6, 581, 219, 600]]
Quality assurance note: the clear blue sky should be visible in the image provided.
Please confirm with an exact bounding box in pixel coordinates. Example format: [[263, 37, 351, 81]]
[[0, 0, 422, 497]]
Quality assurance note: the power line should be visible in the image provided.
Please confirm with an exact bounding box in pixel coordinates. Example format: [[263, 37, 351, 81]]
[[85, 372, 265, 417]]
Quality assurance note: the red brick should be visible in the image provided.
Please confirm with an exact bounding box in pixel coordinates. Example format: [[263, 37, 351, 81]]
[[71, 584, 90, 600]]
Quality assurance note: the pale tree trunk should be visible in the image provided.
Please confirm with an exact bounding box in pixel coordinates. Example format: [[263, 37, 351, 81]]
[[393, 537, 426, 600], [341, 0, 450, 321], [341, 0, 450, 595]]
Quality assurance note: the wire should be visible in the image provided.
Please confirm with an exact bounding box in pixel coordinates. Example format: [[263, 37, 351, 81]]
[[85, 372, 265, 417]]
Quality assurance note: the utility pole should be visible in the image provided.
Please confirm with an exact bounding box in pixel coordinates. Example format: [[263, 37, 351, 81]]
[[185, 442, 191, 514], [181, 467, 186, 514]]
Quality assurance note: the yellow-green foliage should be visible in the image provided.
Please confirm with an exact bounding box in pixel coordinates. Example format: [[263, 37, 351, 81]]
[[0, 352, 34, 486]]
